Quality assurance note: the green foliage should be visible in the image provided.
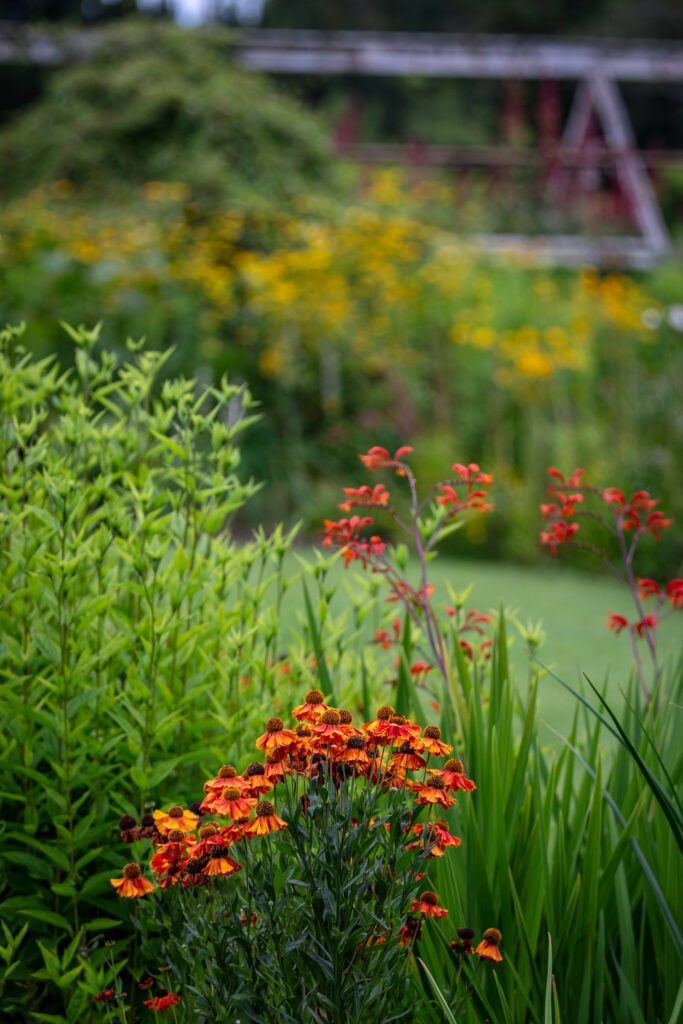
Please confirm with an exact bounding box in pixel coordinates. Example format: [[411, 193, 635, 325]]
[[0, 324, 302, 1018], [420, 628, 683, 1024], [0, 21, 341, 210], [153, 758, 435, 1022]]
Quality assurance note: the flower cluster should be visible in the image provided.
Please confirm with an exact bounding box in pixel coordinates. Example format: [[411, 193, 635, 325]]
[[540, 466, 674, 553], [321, 513, 387, 567], [539, 466, 681, 699], [111, 693, 474, 900]]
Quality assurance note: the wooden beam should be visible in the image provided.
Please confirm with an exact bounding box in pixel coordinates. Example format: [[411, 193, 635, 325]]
[[1, 25, 682, 82], [238, 30, 683, 83], [338, 142, 683, 169]]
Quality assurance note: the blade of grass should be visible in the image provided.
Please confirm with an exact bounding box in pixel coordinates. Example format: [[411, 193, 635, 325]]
[[416, 958, 459, 1024], [547, 726, 683, 958], [544, 934, 553, 1024], [301, 579, 335, 704], [583, 675, 683, 851]]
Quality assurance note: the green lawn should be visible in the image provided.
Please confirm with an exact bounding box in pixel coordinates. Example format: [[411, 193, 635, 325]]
[[287, 549, 681, 744]]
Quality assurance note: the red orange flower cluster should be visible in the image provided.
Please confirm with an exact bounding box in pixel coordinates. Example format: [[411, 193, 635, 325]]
[[110, 693, 473, 910], [437, 463, 494, 515], [539, 468, 681, 646], [321, 514, 387, 567], [359, 445, 414, 472], [541, 467, 674, 552]]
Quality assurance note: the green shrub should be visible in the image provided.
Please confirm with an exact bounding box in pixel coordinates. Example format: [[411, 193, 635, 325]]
[[0, 323, 302, 1019]]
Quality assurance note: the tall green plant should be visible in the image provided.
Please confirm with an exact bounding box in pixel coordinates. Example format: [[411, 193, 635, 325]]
[[0, 324, 300, 1020]]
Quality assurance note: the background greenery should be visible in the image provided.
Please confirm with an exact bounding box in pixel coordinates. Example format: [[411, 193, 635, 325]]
[[1, 22, 682, 578], [0, 15, 681, 1020]]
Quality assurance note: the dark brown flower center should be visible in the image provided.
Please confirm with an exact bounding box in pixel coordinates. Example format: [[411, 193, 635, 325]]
[[304, 688, 325, 705], [256, 801, 275, 817], [266, 717, 284, 733], [376, 705, 394, 720], [320, 709, 341, 725], [122, 863, 142, 879], [445, 758, 465, 773], [168, 806, 184, 818], [222, 786, 241, 801], [347, 736, 366, 750], [424, 725, 441, 739], [419, 890, 439, 905], [218, 765, 237, 779]]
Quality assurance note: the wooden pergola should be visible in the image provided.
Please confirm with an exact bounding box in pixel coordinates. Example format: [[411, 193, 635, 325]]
[[3, 24, 682, 266], [237, 30, 683, 268]]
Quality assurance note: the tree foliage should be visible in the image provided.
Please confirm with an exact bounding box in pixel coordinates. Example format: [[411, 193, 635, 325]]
[[0, 20, 343, 210]]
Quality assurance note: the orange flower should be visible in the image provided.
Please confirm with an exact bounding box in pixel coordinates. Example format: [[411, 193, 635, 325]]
[[255, 717, 298, 755], [475, 927, 503, 962], [241, 762, 275, 795], [202, 845, 242, 877], [436, 758, 476, 792], [416, 725, 453, 757], [292, 688, 328, 722], [110, 862, 155, 898], [152, 805, 199, 835], [202, 765, 247, 804], [335, 735, 371, 770], [310, 709, 347, 745], [388, 743, 426, 776], [410, 890, 448, 918], [383, 714, 421, 746], [411, 776, 457, 809], [362, 704, 395, 740], [407, 820, 462, 857], [150, 831, 195, 886], [210, 786, 257, 821], [243, 800, 287, 838]]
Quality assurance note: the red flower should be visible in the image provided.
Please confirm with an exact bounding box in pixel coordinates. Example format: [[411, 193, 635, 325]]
[[603, 487, 626, 507], [110, 863, 155, 898], [607, 613, 629, 634], [548, 466, 585, 489], [339, 483, 390, 512], [645, 510, 673, 540], [410, 890, 448, 918], [407, 820, 462, 857], [436, 759, 476, 793], [540, 520, 579, 555], [359, 445, 413, 471], [452, 462, 493, 485], [143, 990, 182, 1011], [637, 578, 660, 600], [630, 490, 658, 511], [666, 579, 683, 608], [321, 515, 386, 567], [634, 614, 657, 638], [373, 618, 402, 649], [475, 928, 503, 962], [95, 989, 116, 1002]]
